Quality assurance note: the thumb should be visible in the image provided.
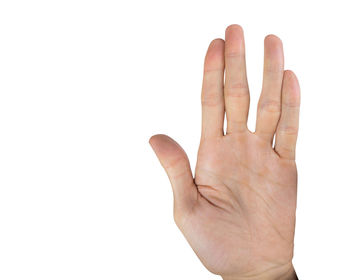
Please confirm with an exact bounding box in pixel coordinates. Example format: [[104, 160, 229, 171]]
[[149, 134, 197, 218]]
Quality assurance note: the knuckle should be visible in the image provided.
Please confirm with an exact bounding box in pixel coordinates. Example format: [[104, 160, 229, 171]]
[[201, 91, 222, 107], [283, 100, 300, 108], [279, 126, 298, 135], [225, 51, 242, 58], [225, 83, 249, 98], [264, 63, 283, 74], [164, 157, 187, 173], [260, 100, 281, 113], [276, 145, 295, 159], [203, 68, 222, 74]]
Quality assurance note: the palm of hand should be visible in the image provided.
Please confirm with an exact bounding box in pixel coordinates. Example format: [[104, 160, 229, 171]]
[[150, 25, 300, 280], [190, 134, 297, 277]]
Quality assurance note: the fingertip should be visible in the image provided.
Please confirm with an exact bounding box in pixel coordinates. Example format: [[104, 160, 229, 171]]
[[149, 134, 184, 157], [204, 39, 225, 72], [264, 34, 282, 45], [264, 34, 283, 58], [149, 134, 168, 152], [209, 38, 225, 47], [284, 70, 299, 87], [206, 38, 225, 58], [225, 24, 243, 35], [225, 24, 244, 49], [149, 133, 169, 146], [207, 38, 225, 57], [149, 134, 155, 145], [149, 134, 160, 147], [283, 70, 301, 103]]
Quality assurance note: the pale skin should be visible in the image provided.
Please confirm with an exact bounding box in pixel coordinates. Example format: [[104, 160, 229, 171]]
[[149, 25, 300, 280]]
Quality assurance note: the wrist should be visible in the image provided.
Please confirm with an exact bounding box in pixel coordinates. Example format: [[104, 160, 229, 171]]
[[222, 263, 297, 280]]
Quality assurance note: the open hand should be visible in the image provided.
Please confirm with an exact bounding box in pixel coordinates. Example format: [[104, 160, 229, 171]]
[[150, 25, 300, 280]]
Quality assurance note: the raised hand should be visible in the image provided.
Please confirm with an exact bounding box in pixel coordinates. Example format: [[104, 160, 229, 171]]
[[150, 25, 300, 280]]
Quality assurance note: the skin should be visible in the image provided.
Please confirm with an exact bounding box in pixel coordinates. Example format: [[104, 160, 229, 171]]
[[149, 25, 300, 280]]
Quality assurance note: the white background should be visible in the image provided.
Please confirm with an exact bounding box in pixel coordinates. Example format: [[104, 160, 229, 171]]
[[0, 1, 349, 279]]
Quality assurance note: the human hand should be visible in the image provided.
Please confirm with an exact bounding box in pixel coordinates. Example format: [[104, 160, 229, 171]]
[[150, 25, 300, 280]]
